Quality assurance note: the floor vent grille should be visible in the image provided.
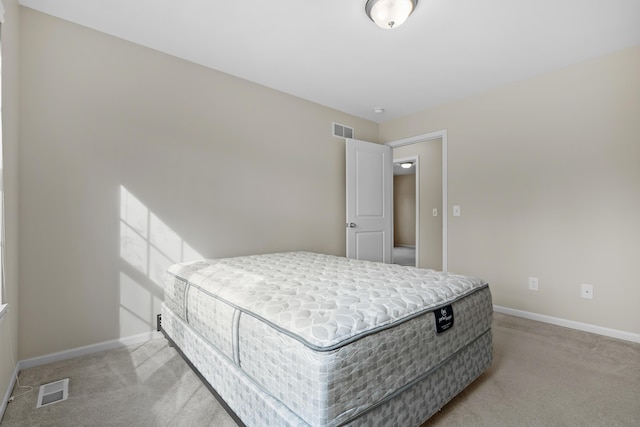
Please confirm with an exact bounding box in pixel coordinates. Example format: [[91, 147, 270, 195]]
[[36, 378, 69, 408]]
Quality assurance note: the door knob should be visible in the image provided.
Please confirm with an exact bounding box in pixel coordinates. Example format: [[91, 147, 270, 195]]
[[347, 223, 356, 228]]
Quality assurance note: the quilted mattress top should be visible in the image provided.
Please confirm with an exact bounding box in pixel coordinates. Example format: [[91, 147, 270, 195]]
[[166, 252, 488, 351]]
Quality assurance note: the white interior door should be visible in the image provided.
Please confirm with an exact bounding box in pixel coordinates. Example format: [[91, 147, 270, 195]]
[[346, 138, 392, 263]]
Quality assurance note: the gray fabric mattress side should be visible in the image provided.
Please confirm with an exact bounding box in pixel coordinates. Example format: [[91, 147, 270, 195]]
[[161, 303, 492, 427], [162, 253, 493, 426], [236, 287, 492, 425]]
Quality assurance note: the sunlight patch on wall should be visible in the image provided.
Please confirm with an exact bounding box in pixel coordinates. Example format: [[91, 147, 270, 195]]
[[120, 185, 203, 284], [120, 187, 149, 275], [119, 185, 203, 335]]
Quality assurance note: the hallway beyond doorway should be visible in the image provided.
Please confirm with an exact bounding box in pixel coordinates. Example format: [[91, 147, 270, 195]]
[[393, 246, 415, 267]]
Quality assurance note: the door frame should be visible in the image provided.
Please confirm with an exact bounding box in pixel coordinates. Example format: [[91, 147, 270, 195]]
[[386, 129, 448, 272], [392, 155, 419, 267]]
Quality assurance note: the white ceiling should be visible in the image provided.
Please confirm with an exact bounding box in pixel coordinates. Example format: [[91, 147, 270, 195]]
[[19, 0, 640, 123]]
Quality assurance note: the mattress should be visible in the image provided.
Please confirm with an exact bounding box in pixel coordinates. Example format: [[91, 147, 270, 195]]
[[162, 251, 492, 426]]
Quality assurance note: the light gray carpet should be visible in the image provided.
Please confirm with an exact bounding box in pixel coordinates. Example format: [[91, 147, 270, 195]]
[[2, 313, 639, 426], [428, 314, 640, 426], [1, 338, 237, 427], [393, 246, 416, 267]]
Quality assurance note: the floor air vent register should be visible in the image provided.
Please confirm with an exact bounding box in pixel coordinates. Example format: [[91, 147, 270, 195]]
[[36, 378, 69, 408]]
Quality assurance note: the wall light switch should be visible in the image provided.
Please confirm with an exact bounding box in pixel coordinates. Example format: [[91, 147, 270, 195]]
[[433, 208, 438, 217], [453, 205, 461, 217]]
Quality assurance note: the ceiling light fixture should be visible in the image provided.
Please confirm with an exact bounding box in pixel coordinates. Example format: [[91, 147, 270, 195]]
[[400, 162, 414, 169], [365, 0, 418, 30]]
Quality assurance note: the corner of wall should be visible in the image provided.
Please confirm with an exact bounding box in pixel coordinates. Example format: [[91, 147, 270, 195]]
[[0, 0, 22, 420]]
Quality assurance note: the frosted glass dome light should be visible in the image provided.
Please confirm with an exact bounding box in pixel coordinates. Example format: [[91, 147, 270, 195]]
[[365, 0, 418, 30]]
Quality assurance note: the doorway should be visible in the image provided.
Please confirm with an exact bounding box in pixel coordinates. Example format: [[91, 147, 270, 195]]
[[388, 130, 447, 271], [393, 157, 418, 267], [345, 131, 447, 271]]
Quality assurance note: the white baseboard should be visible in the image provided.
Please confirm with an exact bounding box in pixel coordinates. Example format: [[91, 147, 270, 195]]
[[19, 330, 163, 370], [0, 363, 19, 423], [493, 305, 640, 344]]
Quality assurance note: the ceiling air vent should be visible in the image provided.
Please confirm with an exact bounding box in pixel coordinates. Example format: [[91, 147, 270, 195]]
[[332, 122, 354, 139], [36, 378, 69, 408]]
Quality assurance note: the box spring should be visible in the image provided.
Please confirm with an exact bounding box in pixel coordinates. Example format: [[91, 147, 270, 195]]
[[161, 252, 493, 426]]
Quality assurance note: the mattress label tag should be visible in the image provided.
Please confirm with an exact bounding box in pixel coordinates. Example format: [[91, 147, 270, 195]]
[[435, 305, 454, 333]]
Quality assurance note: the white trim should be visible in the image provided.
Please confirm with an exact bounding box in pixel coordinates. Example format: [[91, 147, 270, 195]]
[[442, 135, 448, 272], [0, 362, 18, 422], [19, 330, 163, 370], [494, 305, 640, 344], [0, 303, 7, 322], [413, 155, 421, 268], [0, 0, 5, 24], [386, 129, 448, 272]]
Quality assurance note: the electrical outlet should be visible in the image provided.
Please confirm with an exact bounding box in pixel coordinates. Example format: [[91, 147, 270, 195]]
[[528, 277, 539, 291], [581, 284, 594, 299]]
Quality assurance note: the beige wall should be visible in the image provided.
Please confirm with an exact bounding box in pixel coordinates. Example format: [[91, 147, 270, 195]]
[[380, 46, 640, 335], [0, 0, 20, 410], [393, 140, 443, 270], [17, 9, 377, 359], [8, 7, 640, 366], [393, 174, 416, 246]]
